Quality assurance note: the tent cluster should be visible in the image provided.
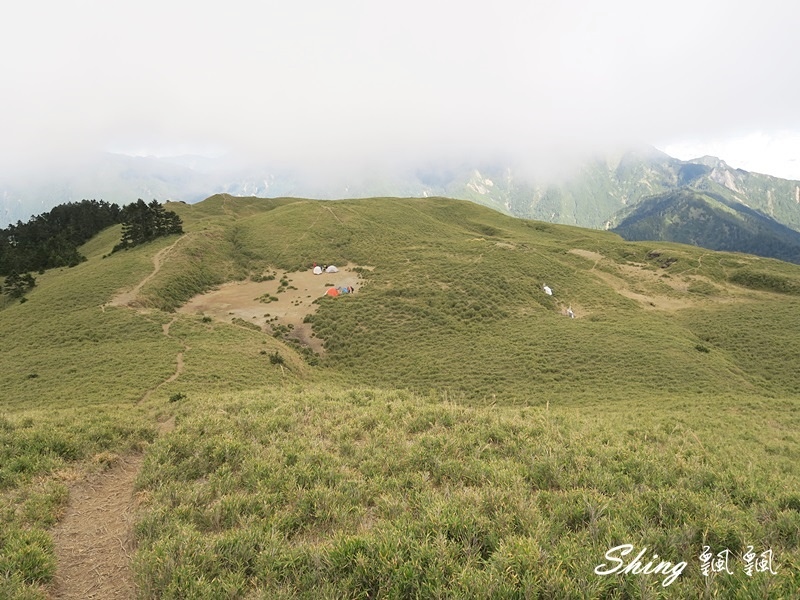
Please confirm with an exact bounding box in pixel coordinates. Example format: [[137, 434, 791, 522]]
[[325, 286, 354, 297], [312, 263, 354, 298], [313, 263, 338, 275]]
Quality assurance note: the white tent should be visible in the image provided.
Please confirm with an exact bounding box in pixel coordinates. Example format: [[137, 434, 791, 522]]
[[325, 265, 339, 273], [543, 285, 553, 296], [313, 266, 323, 275]]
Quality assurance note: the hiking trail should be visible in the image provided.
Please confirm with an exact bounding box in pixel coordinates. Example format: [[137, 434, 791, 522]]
[[138, 316, 190, 404], [107, 234, 188, 309], [53, 240, 187, 598], [50, 454, 143, 599], [50, 415, 175, 600]]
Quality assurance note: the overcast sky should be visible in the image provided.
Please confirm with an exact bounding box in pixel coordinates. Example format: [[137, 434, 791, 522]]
[[2, 0, 799, 178]]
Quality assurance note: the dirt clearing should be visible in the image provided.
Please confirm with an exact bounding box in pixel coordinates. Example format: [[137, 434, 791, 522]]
[[178, 264, 366, 353]]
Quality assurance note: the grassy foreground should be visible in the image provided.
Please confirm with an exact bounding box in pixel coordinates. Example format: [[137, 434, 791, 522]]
[[133, 388, 800, 598], [0, 221, 304, 599], [0, 403, 157, 598]]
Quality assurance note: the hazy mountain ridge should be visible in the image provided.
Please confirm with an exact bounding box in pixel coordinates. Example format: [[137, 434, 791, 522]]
[[611, 189, 800, 264], [0, 154, 215, 227], [3, 148, 800, 237]]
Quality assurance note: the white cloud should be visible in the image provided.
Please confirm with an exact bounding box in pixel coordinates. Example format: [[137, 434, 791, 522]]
[[661, 131, 800, 181], [1, 0, 799, 177]]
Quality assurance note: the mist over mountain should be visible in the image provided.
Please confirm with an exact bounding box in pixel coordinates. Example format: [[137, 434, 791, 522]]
[[3, 147, 800, 242]]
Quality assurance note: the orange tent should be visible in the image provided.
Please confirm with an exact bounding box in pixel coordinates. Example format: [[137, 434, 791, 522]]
[[325, 287, 340, 297]]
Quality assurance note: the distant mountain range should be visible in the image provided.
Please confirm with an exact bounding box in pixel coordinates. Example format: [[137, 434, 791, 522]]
[[3, 147, 800, 262], [443, 148, 800, 234], [612, 189, 800, 264]]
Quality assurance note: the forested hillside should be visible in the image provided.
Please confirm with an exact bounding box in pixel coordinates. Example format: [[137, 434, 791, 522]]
[[0, 199, 120, 275], [613, 189, 800, 264]]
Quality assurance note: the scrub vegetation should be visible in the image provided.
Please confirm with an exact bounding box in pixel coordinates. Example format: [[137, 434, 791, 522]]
[[2, 194, 799, 598]]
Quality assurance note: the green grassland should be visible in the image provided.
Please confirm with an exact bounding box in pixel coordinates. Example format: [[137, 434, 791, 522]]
[[2, 195, 800, 598], [131, 388, 800, 599]]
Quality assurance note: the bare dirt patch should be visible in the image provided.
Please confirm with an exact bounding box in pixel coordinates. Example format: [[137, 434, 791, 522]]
[[50, 456, 142, 599], [588, 268, 699, 310], [495, 241, 516, 249], [157, 415, 176, 436], [569, 248, 747, 311], [568, 248, 604, 263], [177, 264, 366, 353]]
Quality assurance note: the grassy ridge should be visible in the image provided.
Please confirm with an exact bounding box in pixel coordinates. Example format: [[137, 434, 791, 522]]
[[3, 195, 800, 597], [152, 196, 800, 401]]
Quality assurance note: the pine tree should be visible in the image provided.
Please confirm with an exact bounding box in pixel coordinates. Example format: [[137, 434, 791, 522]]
[[113, 200, 183, 252], [3, 271, 36, 298], [0, 199, 122, 275]]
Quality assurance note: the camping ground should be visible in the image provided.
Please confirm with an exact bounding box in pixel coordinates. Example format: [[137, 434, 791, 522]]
[[176, 264, 363, 354]]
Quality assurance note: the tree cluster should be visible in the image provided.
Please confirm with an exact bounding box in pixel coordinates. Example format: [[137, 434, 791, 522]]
[[112, 199, 183, 252], [1, 199, 182, 300], [1, 272, 36, 299], [0, 199, 121, 276]]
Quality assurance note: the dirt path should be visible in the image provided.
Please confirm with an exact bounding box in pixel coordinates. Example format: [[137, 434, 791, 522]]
[[138, 350, 186, 403], [689, 252, 708, 274], [50, 455, 143, 599], [52, 239, 189, 597], [50, 414, 175, 600], [108, 235, 187, 308], [139, 316, 189, 403], [221, 194, 235, 219]]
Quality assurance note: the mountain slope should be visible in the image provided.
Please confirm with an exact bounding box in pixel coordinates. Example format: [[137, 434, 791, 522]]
[[132, 195, 800, 402], [7, 193, 800, 405], [611, 189, 800, 263], [3, 195, 800, 598], [449, 149, 800, 232]]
